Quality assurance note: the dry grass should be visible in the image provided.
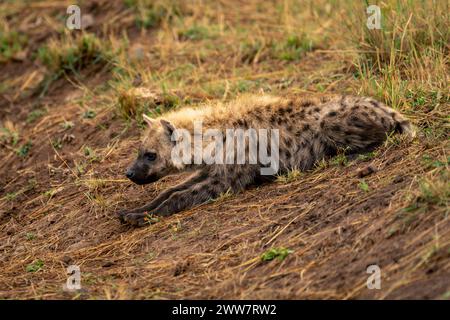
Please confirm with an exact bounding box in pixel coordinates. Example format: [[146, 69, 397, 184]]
[[0, 0, 448, 299]]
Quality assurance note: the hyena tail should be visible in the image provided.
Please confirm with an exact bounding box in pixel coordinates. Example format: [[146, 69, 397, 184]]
[[393, 112, 416, 138], [321, 106, 415, 153], [382, 106, 416, 140]]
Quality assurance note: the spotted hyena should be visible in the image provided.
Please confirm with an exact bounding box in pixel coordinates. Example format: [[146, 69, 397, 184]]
[[118, 94, 414, 226]]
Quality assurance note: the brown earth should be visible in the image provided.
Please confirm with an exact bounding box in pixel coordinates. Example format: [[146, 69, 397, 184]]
[[0, 0, 448, 299]]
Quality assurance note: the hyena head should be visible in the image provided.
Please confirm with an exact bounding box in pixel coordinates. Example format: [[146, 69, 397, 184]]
[[125, 114, 178, 185]]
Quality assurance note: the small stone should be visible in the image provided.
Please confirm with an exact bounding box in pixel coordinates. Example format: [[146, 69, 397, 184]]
[[67, 241, 88, 251], [12, 50, 28, 62], [356, 165, 376, 178], [393, 176, 404, 183], [62, 134, 75, 143], [129, 44, 145, 61], [61, 255, 73, 266], [81, 14, 94, 29], [102, 261, 115, 268]]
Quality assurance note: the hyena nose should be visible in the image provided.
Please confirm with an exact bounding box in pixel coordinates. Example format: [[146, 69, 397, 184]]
[[125, 169, 135, 179]]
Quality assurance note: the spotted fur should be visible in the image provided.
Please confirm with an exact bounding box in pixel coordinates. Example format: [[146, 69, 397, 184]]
[[118, 94, 414, 226]]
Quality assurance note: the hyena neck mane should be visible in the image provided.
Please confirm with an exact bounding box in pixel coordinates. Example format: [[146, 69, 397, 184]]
[[162, 94, 282, 131]]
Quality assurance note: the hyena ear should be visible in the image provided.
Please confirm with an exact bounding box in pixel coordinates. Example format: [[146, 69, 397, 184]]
[[142, 114, 155, 127], [160, 119, 175, 137]]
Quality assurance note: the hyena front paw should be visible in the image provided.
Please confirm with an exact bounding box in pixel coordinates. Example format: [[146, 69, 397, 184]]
[[119, 212, 149, 227], [116, 210, 131, 224]]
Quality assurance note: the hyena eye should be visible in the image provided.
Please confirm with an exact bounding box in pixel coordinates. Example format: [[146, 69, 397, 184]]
[[144, 152, 157, 161]]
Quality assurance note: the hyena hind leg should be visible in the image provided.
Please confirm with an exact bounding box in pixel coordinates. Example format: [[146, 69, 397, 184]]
[[322, 106, 413, 154]]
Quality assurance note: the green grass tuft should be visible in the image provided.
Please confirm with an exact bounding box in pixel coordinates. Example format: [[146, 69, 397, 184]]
[[37, 33, 114, 76], [273, 34, 315, 61], [0, 30, 27, 63], [261, 247, 293, 262], [26, 259, 44, 273], [16, 141, 32, 157]]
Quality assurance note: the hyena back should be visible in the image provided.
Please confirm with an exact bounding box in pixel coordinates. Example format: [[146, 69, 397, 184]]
[[118, 94, 414, 226]]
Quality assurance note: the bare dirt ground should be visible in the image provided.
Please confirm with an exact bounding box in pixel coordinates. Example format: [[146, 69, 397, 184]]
[[0, 0, 448, 299]]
